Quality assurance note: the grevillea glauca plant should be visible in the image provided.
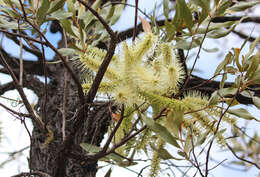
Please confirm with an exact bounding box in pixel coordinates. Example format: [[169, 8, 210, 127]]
[[79, 32, 237, 176]]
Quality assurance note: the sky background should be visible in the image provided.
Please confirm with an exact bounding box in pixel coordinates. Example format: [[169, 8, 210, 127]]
[[0, 0, 259, 176]]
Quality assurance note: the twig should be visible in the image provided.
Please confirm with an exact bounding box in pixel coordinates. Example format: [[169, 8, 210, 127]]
[[102, 1, 150, 19], [204, 89, 240, 177], [77, 0, 117, 103], [226, 143, 260, 169], [208, 159, 227, 171], [102, 104, 125, 152], [0, 28, 47, 45], [183, 20, 211, 89], [0, 102, 31, 118], [132, 0, 139, 42], [61, 29, 69, 141], [0, 50, 45, 131], [190, 127, 204, 177], [18, 20, 23, 86], [39, 35, 48, 124], [103, 107, 167, 157], [18, 0, 85, 105]]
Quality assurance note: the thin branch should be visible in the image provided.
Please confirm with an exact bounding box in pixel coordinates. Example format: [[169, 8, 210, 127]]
[[212, 16, 260, 23], [132, 0, 139, 42], [102, 104, 125, 152], [0, 82, 15, 95], [61, 29, 68, 141], [190, 127, 204, 177], [0, 28, 47, 45], [232, 30, 258, 42], [0, 50, 45, 131], [0, 48, 47, 76], [183, 20, 211, 89], [104, 1, 150, 18], [103, 107, 167, 157], [204, 89, 240, 177], [18, 0, 85, 105], [18, 24, 23, 86], [77, 0, 115, 37], [0, 102, 31, 118], [226, 143, 260, 169], [208, 159, 227, 171], [4, 31, 42, 58]]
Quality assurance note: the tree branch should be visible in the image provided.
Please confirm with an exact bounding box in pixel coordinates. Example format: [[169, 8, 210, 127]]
[[0, 82, 15, 95], [118, 16, 260, 42], [5, 31, 42, 58], [185, 75, 260, 105], [0, 50, 45, 131]]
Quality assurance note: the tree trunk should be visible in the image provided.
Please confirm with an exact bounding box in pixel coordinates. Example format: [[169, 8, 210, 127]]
[[28, 50, 111, 176]]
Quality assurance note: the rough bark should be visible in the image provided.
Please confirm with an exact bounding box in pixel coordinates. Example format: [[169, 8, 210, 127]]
[[29, 62, 111, 176]]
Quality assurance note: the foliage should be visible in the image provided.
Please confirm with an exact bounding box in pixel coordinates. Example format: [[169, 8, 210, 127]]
[[0, 0, 259, 177]]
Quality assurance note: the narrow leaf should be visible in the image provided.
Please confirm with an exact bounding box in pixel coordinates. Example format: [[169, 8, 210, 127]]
[[227, 108, 259, 121], [139, 16, 152, 33], [163, 0, 169, 19], [252, 97, 260, 109], [58, 48, 75, 56], [143, 116, 180, 148], [37, 0, 50, 25], [227, 1, 260, 12], [48, 0, 65, 14], [214, 52, 232, 75]]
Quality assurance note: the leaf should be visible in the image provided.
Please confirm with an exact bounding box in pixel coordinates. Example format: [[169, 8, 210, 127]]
[[227, 1, 260, 12], [173, 38, 200, 50], [60, 19, 77, 37], [37, 0, 50, 25], [48, 0, 65, 14], [245, 52, 260, 79], [80, 143, 101, 154], [197, 21, 236, 34], [109, 0, 125, 25], [227, 108, 259, 121], [191, 0, 209, 23], [150, 144, 182, 160], [165, 109, 184, 137], [191, 0, 210, 12], [67, 0, 76, 16], [195, 130, 210, 146], [58, 48, 75, 56], [233, 48, 242, 72], [50, 10, 73, 20], [173, 0, 193, 31], [249, 68, 260, 84], [214, 52, 232, 75], [163, 0, 169, 19], [253, 97, 260, 109], [208, 88, 238, 106], [80, 143, 123, 163], [80, 0, 102, 26], [214, 0, 232, 17], [139, 16, 152, 33], [202, 47, 219, 53], [219, 72, 227, 89], [142, 116, 180, 148], [244, 36, 260, 60], [207, 16, 246, 38]]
